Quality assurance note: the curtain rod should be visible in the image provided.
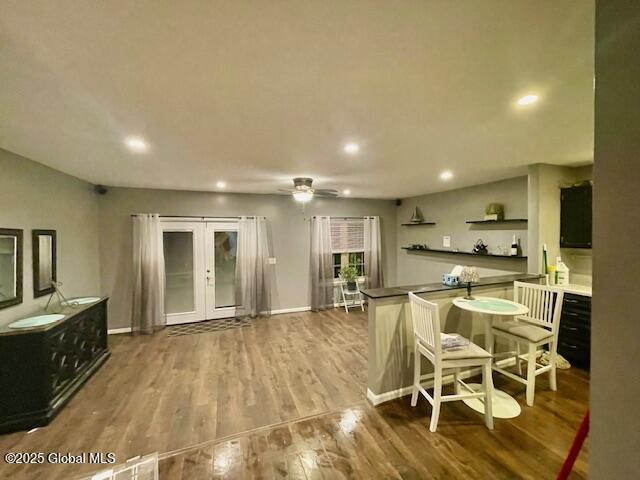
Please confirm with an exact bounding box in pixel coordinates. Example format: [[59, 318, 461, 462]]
[[312, 216, 375, 219], [130, 214, 265, 219]]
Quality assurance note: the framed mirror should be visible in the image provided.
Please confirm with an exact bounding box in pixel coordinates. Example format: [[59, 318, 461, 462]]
[[0, 228, 23, 310], [32, 230, 57, 298]]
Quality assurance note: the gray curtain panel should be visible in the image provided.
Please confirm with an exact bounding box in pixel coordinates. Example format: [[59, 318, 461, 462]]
[[235, 216, 272, 318], [364, 216, 384, 289], [310, 216, 334, 311], [131, 214, 166, 334]]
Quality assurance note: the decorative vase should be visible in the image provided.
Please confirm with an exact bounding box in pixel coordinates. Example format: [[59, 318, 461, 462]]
[[465, 282, 474, 300], [484, 203, 504, 221], [459, 266, 479, 300]]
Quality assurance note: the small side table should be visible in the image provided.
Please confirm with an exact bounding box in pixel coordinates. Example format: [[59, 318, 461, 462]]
[[340, 281, 364, 314]]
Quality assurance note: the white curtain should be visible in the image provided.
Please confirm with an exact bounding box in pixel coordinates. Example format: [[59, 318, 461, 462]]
[[310, 216, 334, 311], [131, 214, 166, 334], [235, 216, 271, 318], [364, 216, 384, 289]]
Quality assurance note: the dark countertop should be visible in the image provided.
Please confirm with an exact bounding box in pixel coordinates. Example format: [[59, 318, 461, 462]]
[[361, 274, 544, 299], [0, 297, 108, 336]]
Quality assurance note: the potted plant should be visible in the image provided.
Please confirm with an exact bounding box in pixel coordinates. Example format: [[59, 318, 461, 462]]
[[340, 265, 359, 291]]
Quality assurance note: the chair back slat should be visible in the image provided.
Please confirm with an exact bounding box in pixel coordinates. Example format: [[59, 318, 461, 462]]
[[408, 292, 441, 354], [513, 281, 564, 332]]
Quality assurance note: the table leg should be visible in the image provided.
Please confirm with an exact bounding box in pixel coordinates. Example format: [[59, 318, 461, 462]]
[[461, 313, 522, 419], [484, 313, 494, 355]]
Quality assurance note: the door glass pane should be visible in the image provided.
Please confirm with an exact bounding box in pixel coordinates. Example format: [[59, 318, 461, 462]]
[[163, 231, 195, 314], [214, 231, 237, 308]]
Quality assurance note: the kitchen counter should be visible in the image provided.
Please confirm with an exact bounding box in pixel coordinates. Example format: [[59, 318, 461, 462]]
[[362, 273, 545, 299], [555, 283, 592, 297]]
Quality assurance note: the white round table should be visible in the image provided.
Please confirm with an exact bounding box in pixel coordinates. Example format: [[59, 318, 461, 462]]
[[452, 296, 529, 418]]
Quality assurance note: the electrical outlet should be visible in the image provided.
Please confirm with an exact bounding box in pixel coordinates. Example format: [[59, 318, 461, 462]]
[[443, 236, 451, 248], [268, 257, 277, 265]]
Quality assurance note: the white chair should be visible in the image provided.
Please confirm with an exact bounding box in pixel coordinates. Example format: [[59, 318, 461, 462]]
[[408, 292, 494, 432], [490, 281, 564, 406], [339, 279, 364, 314]]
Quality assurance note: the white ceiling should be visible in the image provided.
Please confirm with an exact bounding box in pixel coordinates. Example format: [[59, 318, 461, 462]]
[[0, 1, 594, 199]]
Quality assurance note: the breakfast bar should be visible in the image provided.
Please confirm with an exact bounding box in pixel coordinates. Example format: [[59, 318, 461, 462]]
[[362, 274, 544, 405]]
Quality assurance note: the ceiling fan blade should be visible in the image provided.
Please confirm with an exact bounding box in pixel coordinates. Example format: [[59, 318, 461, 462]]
[[277, 189, 294, 194], [314, 188, 339, 194], [314, 191, 339, 198]]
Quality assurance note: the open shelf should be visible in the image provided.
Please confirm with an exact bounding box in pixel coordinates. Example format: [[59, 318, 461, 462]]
[[465, 219, 528, 224], [401, 222, 436, 226], [402, 246, 527, 259]]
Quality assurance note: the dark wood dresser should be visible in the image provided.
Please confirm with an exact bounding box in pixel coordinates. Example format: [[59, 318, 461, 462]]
[[558, 293, 591, 370], [0, 298, 110, 433]]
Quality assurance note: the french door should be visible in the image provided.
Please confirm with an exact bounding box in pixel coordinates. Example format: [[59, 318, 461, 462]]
[[204, 222, 238, 319], [161, 219, 238, 325]]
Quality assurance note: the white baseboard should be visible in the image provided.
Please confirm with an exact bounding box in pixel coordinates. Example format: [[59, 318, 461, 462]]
[[108, 327, 132, 335], [366, 355, 527, 406], [269, 306, 312, 315], [367, 385, 416, 405], [273, 304, 365, 312]]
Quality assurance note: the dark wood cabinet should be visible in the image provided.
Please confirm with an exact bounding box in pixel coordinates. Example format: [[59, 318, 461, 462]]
[[558, 293, 590, 370], [560, 185, 592, 248], [0, 299, 110, 433]]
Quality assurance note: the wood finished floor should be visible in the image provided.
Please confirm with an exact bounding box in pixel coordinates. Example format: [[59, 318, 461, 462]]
[[0, 309, 589, 479]]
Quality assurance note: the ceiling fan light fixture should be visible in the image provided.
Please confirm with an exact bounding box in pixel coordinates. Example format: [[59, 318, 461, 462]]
[[292, 190, 314, 203]]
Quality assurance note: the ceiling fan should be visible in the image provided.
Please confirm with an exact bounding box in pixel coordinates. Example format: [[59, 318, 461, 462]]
[[278, 177, 338, 202]]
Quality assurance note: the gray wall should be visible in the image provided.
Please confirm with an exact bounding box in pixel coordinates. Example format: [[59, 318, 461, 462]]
[[528, 163, 593, 284], [591, 2, 640, 478], [396, 177, 529, 285], [98, 187, 397, 329], [0, 149, 100, 326]]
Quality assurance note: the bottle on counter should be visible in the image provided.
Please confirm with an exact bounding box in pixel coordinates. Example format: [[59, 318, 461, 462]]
[[510, 235, 518, 256], [555, 256, 570, 285]]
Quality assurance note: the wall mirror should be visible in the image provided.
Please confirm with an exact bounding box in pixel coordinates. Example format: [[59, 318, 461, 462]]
[[0, 228, 23, 310], [32, 230, 57, 298]]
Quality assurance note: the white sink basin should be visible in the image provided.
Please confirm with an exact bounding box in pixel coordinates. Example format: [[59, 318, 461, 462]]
[[63, 297, 101, 305], [9, 314, 65, 329]]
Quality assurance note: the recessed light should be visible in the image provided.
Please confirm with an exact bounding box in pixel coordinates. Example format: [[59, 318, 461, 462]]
[[516, 94, 539, 106], [124, 136, 148, 153], [439, 170, 453, 181], [216, 181, 226, 189], [343, 189, 351, 196], [343, 142, 360, 155]]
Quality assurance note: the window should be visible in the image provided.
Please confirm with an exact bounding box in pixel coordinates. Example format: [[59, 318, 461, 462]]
[[330, 218, 365, 279], [348, 252, 365, 276], [333, 253, 342, 279]]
